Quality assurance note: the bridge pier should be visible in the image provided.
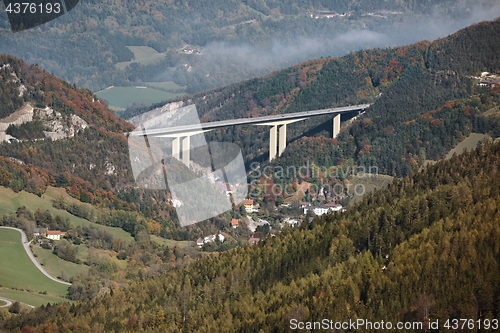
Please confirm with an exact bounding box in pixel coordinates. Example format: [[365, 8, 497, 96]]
[[333, 114, 341, 138], [156, 130, 211, 167], [279, 124, 287, 156], [172, 137, 180, 160], [182, 136, 191, 166], [269, 125, 277, 161], [259, 119, 305, 161]]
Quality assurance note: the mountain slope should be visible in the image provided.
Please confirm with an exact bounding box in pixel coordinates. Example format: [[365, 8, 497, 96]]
[[0, 54, 246, 252], [3, 129, 500, 332], [125, 18, 500, 178], [0, 55, 186, 241]]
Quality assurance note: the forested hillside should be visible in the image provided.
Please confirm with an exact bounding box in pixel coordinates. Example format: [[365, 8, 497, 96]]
[[0, 54, 227, 243], [125, 18, 500, 179], [0, 55, 233, 302], [1, 0, 498, 92], [1, 15, 500, 330], [3, 131, 500, 332], [1, 18, 499, 241]]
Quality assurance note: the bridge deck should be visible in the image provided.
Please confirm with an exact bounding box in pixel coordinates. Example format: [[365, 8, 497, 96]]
[[128, 104, 370, 137]]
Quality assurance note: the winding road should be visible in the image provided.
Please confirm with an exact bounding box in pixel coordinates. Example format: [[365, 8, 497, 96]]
[[0, 297, 12, 308], [0, 226, 71, 286], [0, 296, 34, 309]]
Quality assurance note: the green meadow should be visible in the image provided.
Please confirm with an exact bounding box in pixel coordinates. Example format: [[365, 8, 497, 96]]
[[0, 288, 70, 307], [445, 133, 490, 159], [0, 186, 134, 243], [31, 245, 89, 281], [96, 86, 184, 111], [150, 235, 194, 249], [0, 228, 69, 296], [144, 81, 185, 91], [115, 46, 167, 70]]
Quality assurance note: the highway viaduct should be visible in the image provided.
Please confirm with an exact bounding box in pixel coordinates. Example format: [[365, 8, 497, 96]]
[[130, 104, 370, 165]]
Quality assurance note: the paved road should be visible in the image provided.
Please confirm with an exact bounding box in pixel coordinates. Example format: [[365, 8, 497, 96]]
[[0, 296, 35, 309], [0, 226, 71, 286], [0, 297, 12, 308], [128, 104, 371, 137]]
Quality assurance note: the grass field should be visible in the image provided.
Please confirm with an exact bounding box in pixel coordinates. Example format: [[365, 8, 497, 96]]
[[419, 133, 491, 171], [150, 235, 194, 249], [0, 288, 70, 307], [445, 133, 490, 159], [283, 181, 312, 204], [347, 174, 394, 205], [96, 86, 184, 111], [0, 299, 7, 307], [0, 186, 134, 243], [144, 81, 185, 91], [0, 229, 69, 296], [31, 245, 89, 281], [484, 106, 500, 117], [116, 46, 167, 70]]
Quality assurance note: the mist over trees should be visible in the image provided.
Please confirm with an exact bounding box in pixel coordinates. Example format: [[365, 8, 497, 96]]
[[1, 0, 499, 93]]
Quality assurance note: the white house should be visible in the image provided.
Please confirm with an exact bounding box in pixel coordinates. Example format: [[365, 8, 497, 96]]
[[46, 230, 66, 240], [282, 218, 300, 228], [198, 233, 226, 248], [304, 204, 343, 216]]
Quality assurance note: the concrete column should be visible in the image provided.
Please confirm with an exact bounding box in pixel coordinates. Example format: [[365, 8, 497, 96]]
[[182, 136, 190, 167], [278, 124, 287, 157], [269, 125, 277, 161], [333, 114, 341, 138], [172, 137, 180, 160]]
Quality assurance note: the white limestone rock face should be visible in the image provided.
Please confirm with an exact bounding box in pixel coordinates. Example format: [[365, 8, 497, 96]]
[[0, 104, 89, 143], [128, 101, 185, 127], [39, 107, 89, 140]]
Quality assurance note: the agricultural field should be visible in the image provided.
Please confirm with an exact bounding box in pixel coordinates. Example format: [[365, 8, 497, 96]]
[[104, 45, 187, 110], [150, 235, 194, 249], [143, 81, 185, 91], [115, 46, 167, 70], [96, 86, 185, 111], [0, 186, 134, 243], [347, 174, 394, 205], [31, 245, 89, 281], [484, 106, 500, 117], [0, 228, 69, 296], [0, 288, 69, 308], [445, 133, 490, 159], [283, 181, 312, 204]]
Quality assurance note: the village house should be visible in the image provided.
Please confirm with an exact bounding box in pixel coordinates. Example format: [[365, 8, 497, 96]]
[[197, 233, 226, 248], [242, 199, 258, 213], [304, 204, 342, 216], [479, 78, 500, 88], [231, 218, 239, 228], [196, 238, 204, 248], [282, 218, 300, 228], [46, 230, 66, 240]]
